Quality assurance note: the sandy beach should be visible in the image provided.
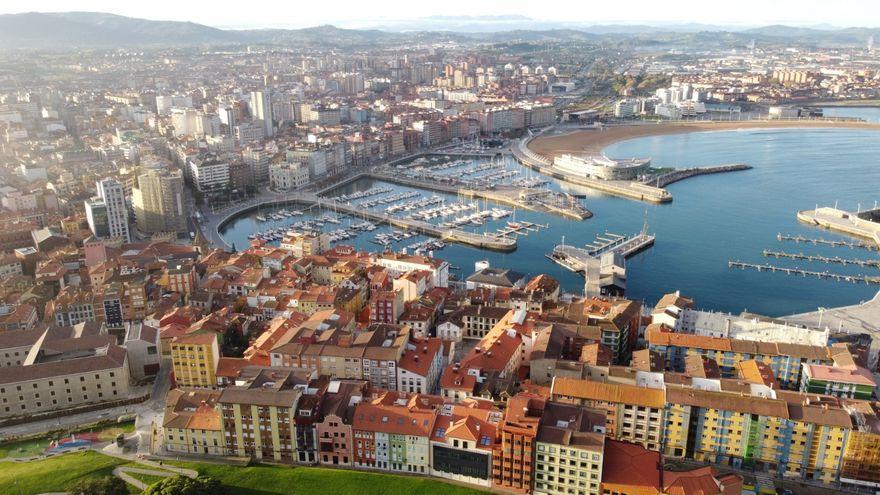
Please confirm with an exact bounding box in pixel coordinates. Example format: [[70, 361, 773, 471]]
[[527, 120, 880, 159]]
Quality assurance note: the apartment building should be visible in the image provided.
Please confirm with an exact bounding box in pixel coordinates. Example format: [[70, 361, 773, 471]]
[[492, 393, 544, 493], [550, 377, 666, 452], [647, 325, 838, 390], [171, 333, 220, 388], [397, 337, 444, 394], [163, 388, 224, 455], [314, 379, 370, 467], [534, 402, 606, 495], [430, 399, 502, 488], [219, 367, 312, 462]]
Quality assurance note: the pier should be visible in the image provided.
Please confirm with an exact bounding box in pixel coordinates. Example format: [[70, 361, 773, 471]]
[[762, 249, 880, 268], [584, 231, 656, 258], [546, 230, 656, 274], [776, 233, 878, 251], [796, 206, 880, 247], [644, 163, 752, 188], [491, 221, 550, 239], [728, 261, 880, 285]]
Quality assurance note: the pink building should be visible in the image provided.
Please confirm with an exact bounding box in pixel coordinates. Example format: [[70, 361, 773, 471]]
[[315, 380, 369, 466]]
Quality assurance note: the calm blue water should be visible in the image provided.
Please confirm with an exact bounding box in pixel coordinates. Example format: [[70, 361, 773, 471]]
[[221, 128, 880, 316]]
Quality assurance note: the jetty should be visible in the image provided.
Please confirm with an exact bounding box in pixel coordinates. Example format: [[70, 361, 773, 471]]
[[728, 261, 880, 285], [762, 249, 880, 268], [644, 163, 752, 188], [776, 233, 878, 251]]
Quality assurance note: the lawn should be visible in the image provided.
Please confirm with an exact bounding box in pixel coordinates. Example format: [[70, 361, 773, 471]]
[[125, 471, 169, 487], [0, 451, 131, 494], [166, 459, 489, 495], [0, 451, 489, 495]]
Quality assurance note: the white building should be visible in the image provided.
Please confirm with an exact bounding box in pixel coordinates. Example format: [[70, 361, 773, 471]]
[[373, 253, 450, 288], [250, 90, 274, 138], [553, 154, 651, 181], [234, 122, 265, 145], [396, 338, 444, 394], [188, 157, 230, 193], [87, 178, 130, 242], [613, 99, 639, 118], [268, 162, 310, 190]]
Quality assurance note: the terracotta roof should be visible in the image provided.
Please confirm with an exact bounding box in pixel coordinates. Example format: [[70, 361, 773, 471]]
[[398, 337, 442, 377], [665, 387, 790, 418], [552, 377, 665, 409], [600, 439, 662, 494]]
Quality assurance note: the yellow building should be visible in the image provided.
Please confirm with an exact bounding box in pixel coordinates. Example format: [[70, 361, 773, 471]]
[[162, 388, 224, 455], [663, 386, 853, 483], [171, 333, 220, 388]]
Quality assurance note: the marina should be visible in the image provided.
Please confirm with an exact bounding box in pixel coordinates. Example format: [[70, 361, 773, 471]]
[[217, 127, 880, 315], [728, 261, 880, 285]]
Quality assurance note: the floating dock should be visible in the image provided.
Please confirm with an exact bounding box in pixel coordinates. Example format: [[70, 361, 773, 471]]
[[776, 233, 878, 251], [762, 249, 880, 268], [728, 261, 880, 285]]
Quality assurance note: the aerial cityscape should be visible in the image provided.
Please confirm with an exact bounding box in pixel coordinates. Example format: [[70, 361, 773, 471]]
[[1, 2, 880, 494]]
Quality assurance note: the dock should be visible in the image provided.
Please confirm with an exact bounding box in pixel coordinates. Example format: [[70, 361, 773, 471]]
[[762, 249, 880, 268], [546, 230, 656, 275], [728, 261, 880, 285], [584, 231, 656, 258], [492, 221, 549, 239], [776, 233, 878, 251]]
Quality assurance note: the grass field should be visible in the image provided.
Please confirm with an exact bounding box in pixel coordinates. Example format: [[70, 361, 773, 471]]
[[165, 460, 489, 495], [0, 451, 131, 494], [125, 471, 168, 487], [0, 450, 489, 495]]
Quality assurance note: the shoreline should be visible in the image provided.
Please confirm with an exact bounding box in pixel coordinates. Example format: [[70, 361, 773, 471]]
[[527, 120, 880, 159]]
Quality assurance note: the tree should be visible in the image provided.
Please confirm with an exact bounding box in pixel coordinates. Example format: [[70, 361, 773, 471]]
[[143, 475, 226, 495], [69, 476, 128, 495]]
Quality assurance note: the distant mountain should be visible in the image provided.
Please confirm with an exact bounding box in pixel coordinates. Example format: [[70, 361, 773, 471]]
[[0, 11, 876, 50], [0, 11, 233, 48], [743, 24, 880, 45]]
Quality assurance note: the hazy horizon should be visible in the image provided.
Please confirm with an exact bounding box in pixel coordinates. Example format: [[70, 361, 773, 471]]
[[3, 0, 880, 30]]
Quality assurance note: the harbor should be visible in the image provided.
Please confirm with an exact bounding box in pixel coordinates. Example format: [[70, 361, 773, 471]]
[[215, 127, 880, 315]]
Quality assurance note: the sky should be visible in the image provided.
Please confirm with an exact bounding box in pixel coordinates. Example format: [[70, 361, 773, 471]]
[[1, 0, 879, 29]]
